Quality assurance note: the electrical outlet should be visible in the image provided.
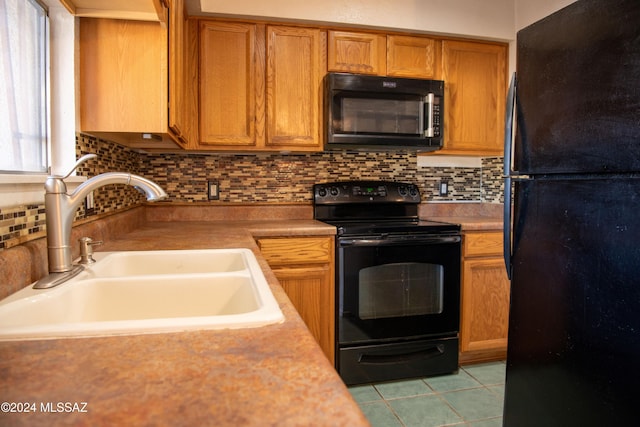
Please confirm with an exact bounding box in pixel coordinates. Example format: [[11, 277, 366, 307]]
[[208, 181, 220, 200], [439, 181, 448, 196]]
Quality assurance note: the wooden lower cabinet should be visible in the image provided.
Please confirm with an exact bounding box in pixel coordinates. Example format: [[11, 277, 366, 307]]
[[257, 236, 335, 364], [460, 231, 511, 364]]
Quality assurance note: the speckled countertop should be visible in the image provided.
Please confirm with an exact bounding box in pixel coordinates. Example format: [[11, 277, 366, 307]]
[[419, 202, 503, 231], [430, 216, 503, 231], [0, 220, 371, 427]]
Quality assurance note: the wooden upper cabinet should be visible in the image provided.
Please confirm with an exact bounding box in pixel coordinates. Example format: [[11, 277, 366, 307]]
[[266, 26, 324, 151], [198, 21, 264, 148], [327, 30, 386, 75], [326, 31, 436, 79], [387, 35, 436, 78], [168, 0, 189, 147], [439, 40, 507, 155], [196, 23, 324, 151], [80, 18, 168, 134], [79, 1, 193, 149]]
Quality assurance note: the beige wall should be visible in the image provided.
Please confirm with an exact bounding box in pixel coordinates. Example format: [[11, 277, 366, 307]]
[[515, 0, 577, 30], [194, 0, 515, 41]]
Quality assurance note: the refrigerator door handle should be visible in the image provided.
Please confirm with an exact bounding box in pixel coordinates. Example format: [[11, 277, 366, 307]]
[[503, 72, 516, 178], [504, 176, 513, 279], [503, 72, 516, 279]]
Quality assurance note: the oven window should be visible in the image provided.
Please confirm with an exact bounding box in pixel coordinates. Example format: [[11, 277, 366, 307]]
[[338, 97, 422, 135], [358, 262, 443, 320]]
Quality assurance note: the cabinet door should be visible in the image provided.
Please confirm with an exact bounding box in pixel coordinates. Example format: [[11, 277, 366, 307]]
[[198, 21, 265, 147], [168, 0, 188, 147], [440, 40, 507, 155], [258, 236, 335, 364], [387, 35, 436, 78], [460, 257, 511, 362], [80, 18, 168, 133], [271, 266, 335, 364], [327, 30, 386, 75], [266, 26, 324, 150]]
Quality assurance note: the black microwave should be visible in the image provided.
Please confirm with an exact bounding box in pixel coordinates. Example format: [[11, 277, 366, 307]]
[[325, 73, 444, 152]]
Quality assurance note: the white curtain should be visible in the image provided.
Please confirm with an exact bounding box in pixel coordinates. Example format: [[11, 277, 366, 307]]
[[0, 0, 48, 173]]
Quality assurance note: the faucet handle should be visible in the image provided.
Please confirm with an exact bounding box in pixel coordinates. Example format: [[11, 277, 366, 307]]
[[61, 153, 98, 180]]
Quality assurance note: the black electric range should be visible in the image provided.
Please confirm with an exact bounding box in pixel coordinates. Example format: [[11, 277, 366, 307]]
[[313, 181, 462, 385]]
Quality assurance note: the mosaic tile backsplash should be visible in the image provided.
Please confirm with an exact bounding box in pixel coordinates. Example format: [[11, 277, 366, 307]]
[[0, 134, 504, 249]]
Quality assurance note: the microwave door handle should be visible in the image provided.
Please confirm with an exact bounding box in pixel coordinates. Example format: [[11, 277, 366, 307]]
[[424, 93, 435, 137]]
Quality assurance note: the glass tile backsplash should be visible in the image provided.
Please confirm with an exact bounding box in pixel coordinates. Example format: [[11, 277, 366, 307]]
[[0, 134, 503, 249]]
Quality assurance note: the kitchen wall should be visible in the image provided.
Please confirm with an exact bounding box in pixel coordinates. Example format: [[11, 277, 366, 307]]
[[192, 0, 515, 41], [0, 133, 503, 250], [515, 0, 576, 29]]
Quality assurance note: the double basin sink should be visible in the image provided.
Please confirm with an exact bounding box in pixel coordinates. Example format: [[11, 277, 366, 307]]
[[0, 249, 284, 341]]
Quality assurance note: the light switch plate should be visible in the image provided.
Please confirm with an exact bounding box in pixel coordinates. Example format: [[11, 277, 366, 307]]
[[439, 181, 448, 196], [85, 191, 95, 216], [208, 181, 219, 200]]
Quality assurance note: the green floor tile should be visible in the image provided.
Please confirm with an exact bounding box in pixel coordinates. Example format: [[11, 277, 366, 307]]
[[388, 394, 463, 427], [487, 384, 505, 400], [441, 388, 503, 421], [423, 369, 482, 392], [359, 401, 403, 427], [350, 361, 507, 427], [462, 362, 506, 386], [374, 379, 433, 399], [349, 384, 382, 403], [469, 417, 503, 427]]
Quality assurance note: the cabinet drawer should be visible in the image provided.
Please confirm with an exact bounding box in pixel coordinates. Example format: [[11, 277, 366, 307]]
[[463, 231, 503, 257], [257, 237, 332, 266]]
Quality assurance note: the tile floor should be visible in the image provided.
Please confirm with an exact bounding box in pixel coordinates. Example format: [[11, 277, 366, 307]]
[[348, 361, 505, 427]]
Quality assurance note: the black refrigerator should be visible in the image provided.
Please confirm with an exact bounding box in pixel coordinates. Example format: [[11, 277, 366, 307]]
[[503, 0, 640, 425]]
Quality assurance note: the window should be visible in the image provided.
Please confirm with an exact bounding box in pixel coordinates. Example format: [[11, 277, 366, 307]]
[[0, 0, 49, 174]]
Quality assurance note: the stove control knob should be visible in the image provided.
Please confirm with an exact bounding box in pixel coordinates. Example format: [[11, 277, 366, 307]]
[[330, 186, 340, 197], [317, 187, 327, 197], [409, 186, 419, 197], [398, 186, 408, 196]]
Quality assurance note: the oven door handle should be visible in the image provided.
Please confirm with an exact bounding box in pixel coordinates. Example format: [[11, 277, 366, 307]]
[[339, 235, 461, 247], [358, 344, 445, 365]]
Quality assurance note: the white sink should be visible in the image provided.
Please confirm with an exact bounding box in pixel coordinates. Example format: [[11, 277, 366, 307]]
[[0, 249, 284, 341], [88, 250, 248, 277]]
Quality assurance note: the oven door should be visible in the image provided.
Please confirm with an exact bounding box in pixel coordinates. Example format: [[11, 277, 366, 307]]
[[337, 234, 461, 346]]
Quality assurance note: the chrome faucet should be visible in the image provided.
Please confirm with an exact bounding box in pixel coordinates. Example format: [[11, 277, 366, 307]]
[[34, 154, 167, 289]]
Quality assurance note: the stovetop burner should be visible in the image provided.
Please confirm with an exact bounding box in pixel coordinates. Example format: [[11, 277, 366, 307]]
[[313, 181, 460, 236]]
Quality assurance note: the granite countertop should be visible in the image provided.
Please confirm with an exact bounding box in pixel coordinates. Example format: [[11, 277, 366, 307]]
[[418, 202, 503, 231], [0, 220, 370, 427], [430, 216, 503, 231]]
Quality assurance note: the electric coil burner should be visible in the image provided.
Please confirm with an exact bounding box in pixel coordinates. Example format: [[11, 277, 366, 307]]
[[314, 181, 461, 385]]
